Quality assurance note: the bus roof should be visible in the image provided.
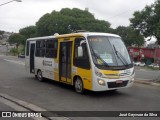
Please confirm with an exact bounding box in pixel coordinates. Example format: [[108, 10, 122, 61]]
[[27, 32, 120, 41]]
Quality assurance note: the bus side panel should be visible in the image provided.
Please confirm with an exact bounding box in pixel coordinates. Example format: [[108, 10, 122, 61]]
[[71, 36, 93, 90], [34, 57, 45, 76], [53, 59, 59, 81], [43, 58, 55, 80], [77, 68, 92, 90]]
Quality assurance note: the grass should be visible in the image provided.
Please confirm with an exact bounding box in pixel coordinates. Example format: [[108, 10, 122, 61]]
[[143, 66, 160, 71]]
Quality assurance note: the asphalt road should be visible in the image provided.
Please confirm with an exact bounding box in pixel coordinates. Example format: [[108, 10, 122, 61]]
[[135, 67, 160, 81], [0, 55, 160, 120]]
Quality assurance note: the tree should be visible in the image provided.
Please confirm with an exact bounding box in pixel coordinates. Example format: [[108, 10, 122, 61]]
[[19, 26, 37, 39], [36, 8, 112, 36], [114, 26, 144, 46], [0, 30, 4, 35], [8, 33, 25, 49], [60, 8, 95, 19], [130, 0, 160, 45]]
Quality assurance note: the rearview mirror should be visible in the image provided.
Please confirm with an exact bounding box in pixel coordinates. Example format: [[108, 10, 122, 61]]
[[78, 46, 83, 57]]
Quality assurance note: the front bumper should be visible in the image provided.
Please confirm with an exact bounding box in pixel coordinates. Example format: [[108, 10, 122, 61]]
[[92, 75, 134, 91]]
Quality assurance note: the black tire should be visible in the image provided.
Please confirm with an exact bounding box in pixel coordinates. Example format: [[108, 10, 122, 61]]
[[74, 78, 84, 94], [35, 75, 37, 79], [37, 70, 44, 82]]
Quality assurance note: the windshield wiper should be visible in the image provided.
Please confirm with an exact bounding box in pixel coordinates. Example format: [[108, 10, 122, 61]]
[[112, 45, 129, 66]]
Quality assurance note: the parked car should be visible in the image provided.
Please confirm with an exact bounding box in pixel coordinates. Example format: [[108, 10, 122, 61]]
[[134, 62, 140, 66], [18, 54, 25, 58], [153, 64, 159, 68], [139, 62, 146, 67], [148, 63, 157, 67]]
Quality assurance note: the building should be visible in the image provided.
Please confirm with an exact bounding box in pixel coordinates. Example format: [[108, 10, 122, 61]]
[[128, 47, 160, 65]]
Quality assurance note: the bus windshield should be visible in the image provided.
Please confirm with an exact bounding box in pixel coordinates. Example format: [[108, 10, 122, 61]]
[[88, 36, 132, 69]]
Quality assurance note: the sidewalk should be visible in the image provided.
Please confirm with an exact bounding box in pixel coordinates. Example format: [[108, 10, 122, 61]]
[[0, 102, 16, 111], [0, 93, 66, 120], [135, 66, 160, 86], [135, 78, 160, 87], [0, 101, 33, 120]]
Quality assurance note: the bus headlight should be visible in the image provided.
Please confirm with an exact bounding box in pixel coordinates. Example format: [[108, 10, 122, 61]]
[[94, 67, 104, 78], [98, 79, 106, 86], [95, 71, 103, 77]]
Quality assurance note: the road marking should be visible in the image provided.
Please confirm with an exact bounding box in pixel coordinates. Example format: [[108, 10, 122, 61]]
[[3, 59, 25, 66], [135, 80, 160, 87]]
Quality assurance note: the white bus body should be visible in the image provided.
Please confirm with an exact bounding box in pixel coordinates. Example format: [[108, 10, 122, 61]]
[[25, 32, 135, 93]]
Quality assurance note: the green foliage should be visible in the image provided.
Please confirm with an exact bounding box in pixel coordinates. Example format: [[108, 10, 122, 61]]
[[36, 8, 112, 36], [0, 30, 4, 35], [18, 45, 25, 54], [114, 26, 144, 46], [10, 47, 18, 56], [8, 33, 25, 47], [9, 45, 24, 56], [130, 0, 160, 45], [14, 7, 146, 47], [60, 8, 94, 19], [19, 26, 37, 39]]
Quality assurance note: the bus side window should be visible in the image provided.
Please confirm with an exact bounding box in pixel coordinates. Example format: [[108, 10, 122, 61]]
[[45, 39, 58, 58], [36, 40, 45, 57], [74, 38, 90, 69]]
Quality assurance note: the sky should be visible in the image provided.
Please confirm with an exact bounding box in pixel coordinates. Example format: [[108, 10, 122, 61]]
[[0, 0, 156, 33]]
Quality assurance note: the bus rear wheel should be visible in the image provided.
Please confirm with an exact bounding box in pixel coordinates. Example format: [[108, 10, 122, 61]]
[[74, 78, 84, 94], [37, 70, 43, 82]]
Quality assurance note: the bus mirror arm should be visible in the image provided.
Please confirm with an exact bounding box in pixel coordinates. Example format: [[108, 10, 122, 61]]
[[80, 40, 86, 46]]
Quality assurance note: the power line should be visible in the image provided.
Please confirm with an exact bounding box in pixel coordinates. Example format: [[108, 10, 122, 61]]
[[0, 0, 21, 7]]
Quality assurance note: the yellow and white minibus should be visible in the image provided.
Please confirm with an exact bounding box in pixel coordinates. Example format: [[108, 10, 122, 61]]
[[25, 32, 135, 93]]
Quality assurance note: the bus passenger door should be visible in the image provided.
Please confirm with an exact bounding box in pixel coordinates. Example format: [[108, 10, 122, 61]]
[[30, 43, 35, 73], [59, 41, 72, 84]]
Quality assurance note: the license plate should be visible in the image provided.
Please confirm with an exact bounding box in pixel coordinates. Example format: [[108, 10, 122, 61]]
[[116, 80, 123, 84]]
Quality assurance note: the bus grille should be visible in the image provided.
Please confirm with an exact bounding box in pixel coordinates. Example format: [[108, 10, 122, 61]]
[[105, 73, 131, 78], [119, 73, 131, 76], [107, 80, 128, 88]]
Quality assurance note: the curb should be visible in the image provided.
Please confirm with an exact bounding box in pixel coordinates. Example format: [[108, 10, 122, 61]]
[[135, 80, 160, 87], [0, 93, 70, 120]]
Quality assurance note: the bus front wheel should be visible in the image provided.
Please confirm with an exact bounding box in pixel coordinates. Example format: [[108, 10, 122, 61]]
[[74, 78, 84, 94], [37, 70, 43, 82]]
